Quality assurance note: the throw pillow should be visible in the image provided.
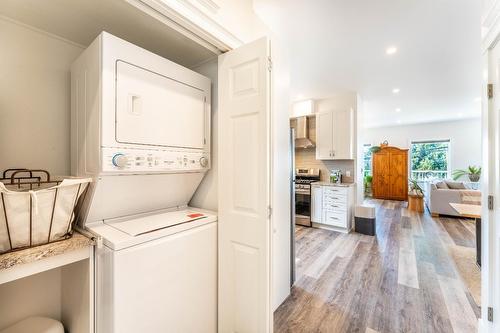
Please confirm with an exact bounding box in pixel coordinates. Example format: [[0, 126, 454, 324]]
[[445, 181, 467, 189], [436, 181, 449, 189]]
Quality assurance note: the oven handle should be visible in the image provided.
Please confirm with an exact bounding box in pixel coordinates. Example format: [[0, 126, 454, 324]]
[[295, 190, 311, 195]]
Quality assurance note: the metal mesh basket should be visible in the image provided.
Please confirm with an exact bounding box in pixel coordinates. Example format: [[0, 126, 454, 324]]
[[0, 169, 92, 254]]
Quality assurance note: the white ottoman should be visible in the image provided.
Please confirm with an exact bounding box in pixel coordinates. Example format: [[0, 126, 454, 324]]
[[0, 317, 64, 333]]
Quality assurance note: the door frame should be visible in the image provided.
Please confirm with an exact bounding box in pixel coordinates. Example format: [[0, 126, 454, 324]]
[[481, 3, 500, 331]]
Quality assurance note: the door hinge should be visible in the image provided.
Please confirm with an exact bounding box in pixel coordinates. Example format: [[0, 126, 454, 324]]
[[268, 206, 273, 219], [488, 307, 494, 322], [488, 83, 494, 99], [267, 56, 273, 72], [488, 195, 494, 210]]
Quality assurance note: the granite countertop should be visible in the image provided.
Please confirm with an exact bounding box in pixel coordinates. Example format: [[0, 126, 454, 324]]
[[312, 181, 356, 187], [0, 232, 94, 270]]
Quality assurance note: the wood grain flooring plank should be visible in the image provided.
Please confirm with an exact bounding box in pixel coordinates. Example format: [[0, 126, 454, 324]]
[[304, 233, 348, 279], [398, 246, 419, 289], [440, 217, 475, 248], [275, 200, 480, 333], [438, 275, 478, 333], [417, 262, 454, 333]]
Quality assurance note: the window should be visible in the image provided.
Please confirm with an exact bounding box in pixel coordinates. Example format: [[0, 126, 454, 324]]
[[362, 144, 372, 177], [410, 140, 450, 182]]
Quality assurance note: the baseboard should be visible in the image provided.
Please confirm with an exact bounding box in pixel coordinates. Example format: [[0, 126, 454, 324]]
[[478, 318, 485, 333], [311, 222, 350, 234]]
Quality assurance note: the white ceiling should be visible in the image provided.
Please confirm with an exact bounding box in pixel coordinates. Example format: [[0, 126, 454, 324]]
[[254, 0, 483, 128]]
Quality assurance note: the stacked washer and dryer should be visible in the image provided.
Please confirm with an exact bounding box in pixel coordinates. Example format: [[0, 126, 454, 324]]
[[71, 32, 216, 333]]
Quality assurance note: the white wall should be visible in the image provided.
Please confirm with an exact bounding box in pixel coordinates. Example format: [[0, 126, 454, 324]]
[[0, 17, 84, 175], [362, 118, 482, 173], [0, 268, 62, 329]]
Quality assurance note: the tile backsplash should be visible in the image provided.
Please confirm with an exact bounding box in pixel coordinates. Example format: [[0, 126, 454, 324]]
[[295, 148, 355, 182]]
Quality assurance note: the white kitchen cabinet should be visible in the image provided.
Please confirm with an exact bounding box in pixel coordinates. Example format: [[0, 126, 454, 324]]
[[315, 111, 333, 159], [315, 109, 354, 160], [314, 185, 354, 232], [311, 184, 323, 223]]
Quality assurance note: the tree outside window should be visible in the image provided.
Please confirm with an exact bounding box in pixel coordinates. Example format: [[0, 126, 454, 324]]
[[410, 140, 450, 182]]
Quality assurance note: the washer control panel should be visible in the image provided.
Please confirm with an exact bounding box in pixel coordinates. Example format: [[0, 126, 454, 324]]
[[102, 147, 210, 173]]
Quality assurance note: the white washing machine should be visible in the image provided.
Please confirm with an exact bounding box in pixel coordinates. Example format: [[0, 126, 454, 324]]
[[70, 32, 216, 333], [88, 208, 217, 333]]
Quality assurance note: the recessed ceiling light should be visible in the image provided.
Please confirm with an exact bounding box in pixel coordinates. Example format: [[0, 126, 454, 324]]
[[395, 108, 401, 112], [396, 120, 402, 124], [386, 46, 398, 55], [392, 88, 400, 94], [458, 113, 464, 118]]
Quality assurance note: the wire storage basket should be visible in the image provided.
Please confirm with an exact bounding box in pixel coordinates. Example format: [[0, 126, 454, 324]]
[[0, 169, 92, 254]]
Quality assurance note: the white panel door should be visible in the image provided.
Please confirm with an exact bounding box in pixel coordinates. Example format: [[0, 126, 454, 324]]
[[315, 111, 333, 159], [332, 109, 354, 159], [218, 37, 271, 333]]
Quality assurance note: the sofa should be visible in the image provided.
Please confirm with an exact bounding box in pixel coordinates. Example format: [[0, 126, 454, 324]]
[[425, 180, 481, 217]]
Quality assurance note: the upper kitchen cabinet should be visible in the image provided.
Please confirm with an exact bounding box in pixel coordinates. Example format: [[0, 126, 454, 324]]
[[316, 109, 354, 160]]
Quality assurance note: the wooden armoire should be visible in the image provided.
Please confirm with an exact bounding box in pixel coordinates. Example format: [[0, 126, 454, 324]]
[[372, 146, 409, 201]]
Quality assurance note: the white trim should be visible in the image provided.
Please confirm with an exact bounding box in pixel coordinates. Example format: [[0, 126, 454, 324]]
[[125, 0, 224, 54], [134, 0, 244, 52], [192, 0, 220, 13], [483, 1, 500, 52]]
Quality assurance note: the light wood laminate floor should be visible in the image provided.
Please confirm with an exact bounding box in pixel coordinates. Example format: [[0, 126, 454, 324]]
[[274, 199, 480, 333]]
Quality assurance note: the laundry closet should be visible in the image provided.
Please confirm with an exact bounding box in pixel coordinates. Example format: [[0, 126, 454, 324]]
[[0, 1, 291, 332]]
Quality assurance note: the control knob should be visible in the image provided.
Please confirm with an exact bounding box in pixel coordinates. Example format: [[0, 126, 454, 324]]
[[112, 153, 128, 168], [199, 156, 209, 168]]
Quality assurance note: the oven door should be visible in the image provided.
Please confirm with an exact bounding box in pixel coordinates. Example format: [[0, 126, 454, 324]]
[[115, 61, 208, 150], [295, 186, 311, 226]]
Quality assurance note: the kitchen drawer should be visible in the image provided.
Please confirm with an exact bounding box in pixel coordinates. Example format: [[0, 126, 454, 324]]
[[323, 194, 347, 203], [323, 187, 347, 196], [324, 196, 346, 206], [324, 191, 347, 201], [323, 200, 347, 212], [323, 211, 347, 228]]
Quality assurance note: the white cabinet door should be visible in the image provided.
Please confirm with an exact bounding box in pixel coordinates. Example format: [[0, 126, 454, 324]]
[[218, 37, 271, 333], [315, 111, 333, 159], [332, 109, 354, 159], [311, 185, 323, 223]]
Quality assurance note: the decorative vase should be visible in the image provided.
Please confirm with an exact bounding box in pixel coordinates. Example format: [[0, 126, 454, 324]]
[[468, 174, 480, 182]]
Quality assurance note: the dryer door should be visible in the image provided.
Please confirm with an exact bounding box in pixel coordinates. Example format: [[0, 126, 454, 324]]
[[115, 61, 207, 149]]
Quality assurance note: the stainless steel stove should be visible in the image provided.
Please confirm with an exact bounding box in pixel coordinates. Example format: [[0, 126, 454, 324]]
[[294, 168, 320, 226]]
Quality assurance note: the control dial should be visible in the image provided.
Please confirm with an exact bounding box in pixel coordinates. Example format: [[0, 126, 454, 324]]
[[199, 156, 209, 168], [112, 153, 128, 168]]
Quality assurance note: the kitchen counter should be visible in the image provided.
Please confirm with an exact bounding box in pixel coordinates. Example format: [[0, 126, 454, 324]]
[[0, 232, 94, 271], [312, 182, 356, 187]]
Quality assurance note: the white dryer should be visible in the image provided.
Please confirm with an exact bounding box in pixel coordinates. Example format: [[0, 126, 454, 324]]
[[70, 32, 215, 333]]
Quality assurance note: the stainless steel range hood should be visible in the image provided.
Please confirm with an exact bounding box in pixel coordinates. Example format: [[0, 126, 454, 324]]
[[295, 116, 315, 148]]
